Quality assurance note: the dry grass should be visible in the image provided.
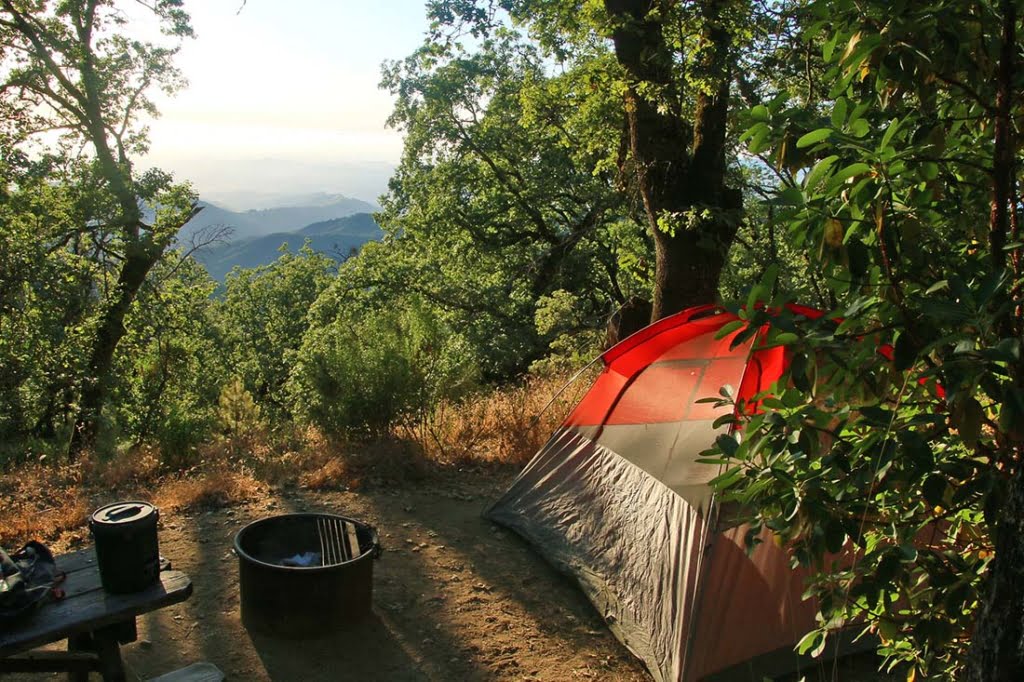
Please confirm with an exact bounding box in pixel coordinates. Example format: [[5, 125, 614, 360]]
[[0, 495, 91, 551], [397, 371, 594, 465], [299, 456, 354, 491], [0, 459, 92, 549], [88, 447, 163, 489], [154, 469, 266, 511], [0, 371, 589, 547]]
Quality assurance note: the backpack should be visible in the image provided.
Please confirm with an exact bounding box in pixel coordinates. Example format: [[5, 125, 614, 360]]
[[0, 541, 64, 624]]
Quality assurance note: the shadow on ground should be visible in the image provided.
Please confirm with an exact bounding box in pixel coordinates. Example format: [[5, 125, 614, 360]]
[[248, 613, 432, 681]]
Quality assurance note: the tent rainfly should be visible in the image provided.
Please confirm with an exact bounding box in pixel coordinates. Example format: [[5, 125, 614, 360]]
[[486, 304, 829, 682]]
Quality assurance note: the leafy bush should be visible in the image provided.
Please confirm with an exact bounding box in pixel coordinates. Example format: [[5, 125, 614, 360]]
[[216, 245, 335, 419], [216, 377, 263, 443], [290, 299, 480, 437], [108, 256, 225, 452], [154, 405, 213, 469]]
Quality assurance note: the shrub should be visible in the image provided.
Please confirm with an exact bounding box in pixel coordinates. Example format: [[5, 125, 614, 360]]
[[290, 300, 480, 437]]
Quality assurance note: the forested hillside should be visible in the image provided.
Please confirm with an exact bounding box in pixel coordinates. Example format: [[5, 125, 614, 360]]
[[194, 212, 383, 280], [1, 0, 1023, 679]]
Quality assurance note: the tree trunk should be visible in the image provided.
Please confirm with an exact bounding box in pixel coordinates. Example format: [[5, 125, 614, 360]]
[[966, 466, 1024, 681], [966, 1, 1024, 678], [605, 0, 741, 321], [69, 245, 162, 456]]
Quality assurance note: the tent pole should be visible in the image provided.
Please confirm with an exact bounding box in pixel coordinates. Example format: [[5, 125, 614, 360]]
[[526, 353, 606, 434]]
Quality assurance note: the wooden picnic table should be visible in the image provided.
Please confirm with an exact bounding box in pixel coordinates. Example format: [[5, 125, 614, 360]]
[[0, 547, 192, 681]]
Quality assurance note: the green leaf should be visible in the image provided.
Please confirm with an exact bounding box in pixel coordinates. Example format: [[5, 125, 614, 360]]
[[715, 319, 746, 339], [898, 544, 918, 562], [748, 123, 771, 154], [797, 128, 833, 148], [710, 465, 744, 489], [778, 186, 806, 206], [956, 397, 984, 449], [750, 104, 770, 122], [716, 433, 740, 457], [850, 118, 870, 137], [797, 630, 827, 657], [823, 31, 839, 62], [826, 163, 872, 191], [879, 117, 901, 150], [804, 155, 839, 192], [831, 98, 848, 128], [772, 332, 800, 346]]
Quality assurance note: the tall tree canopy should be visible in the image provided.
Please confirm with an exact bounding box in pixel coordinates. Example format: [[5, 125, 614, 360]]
[[0, 0, 198, 454], [367, 23, 644, 374], [708, 0, 1024, 679]]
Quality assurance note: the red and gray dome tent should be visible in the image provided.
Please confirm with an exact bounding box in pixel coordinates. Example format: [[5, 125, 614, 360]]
[[486, 303, 829, 682]]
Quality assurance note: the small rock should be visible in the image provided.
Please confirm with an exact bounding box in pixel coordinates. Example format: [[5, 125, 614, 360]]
[[138, 639, 152, 649]]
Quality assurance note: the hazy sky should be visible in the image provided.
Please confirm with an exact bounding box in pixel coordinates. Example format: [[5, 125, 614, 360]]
[[143, 0, 430, 191]]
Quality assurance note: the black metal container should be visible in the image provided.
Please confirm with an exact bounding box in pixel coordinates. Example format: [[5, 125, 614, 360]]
[[89, 501, 160, 594], [234, 513, 380, 638]]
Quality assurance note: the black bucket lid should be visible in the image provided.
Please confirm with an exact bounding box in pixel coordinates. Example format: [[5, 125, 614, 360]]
[[90, 501, 157, 527]]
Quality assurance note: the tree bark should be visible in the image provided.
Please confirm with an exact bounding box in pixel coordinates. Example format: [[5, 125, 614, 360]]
[[966, 466, 1024, 681], [70, 244, 164, 455], [605, 0, 742, 321], [966, 1, 1024, 679]]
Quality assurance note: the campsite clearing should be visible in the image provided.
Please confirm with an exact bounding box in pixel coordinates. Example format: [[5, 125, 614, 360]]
[[9, 465, 895, 681]]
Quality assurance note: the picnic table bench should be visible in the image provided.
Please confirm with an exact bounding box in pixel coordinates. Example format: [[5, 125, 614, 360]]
[[0, 547, 192, 681]]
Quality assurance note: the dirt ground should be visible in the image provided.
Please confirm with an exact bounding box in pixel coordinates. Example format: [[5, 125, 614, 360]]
[[15, 465, 645, 681], [12, 464, 897, 681]]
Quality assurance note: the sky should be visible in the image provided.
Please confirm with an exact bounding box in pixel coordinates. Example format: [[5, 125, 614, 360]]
[[141, 0, 431, 202]]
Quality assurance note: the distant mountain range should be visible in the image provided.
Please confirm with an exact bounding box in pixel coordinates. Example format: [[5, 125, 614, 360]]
[[147, 158, 396, 211], [178, 194, 378, 244], [176, 196, 384, 281], [193, 212, 384, 281]]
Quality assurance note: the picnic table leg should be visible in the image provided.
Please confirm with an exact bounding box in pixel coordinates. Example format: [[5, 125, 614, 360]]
[[67, 633, 93, 682], [91, 626, 127, 682]]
